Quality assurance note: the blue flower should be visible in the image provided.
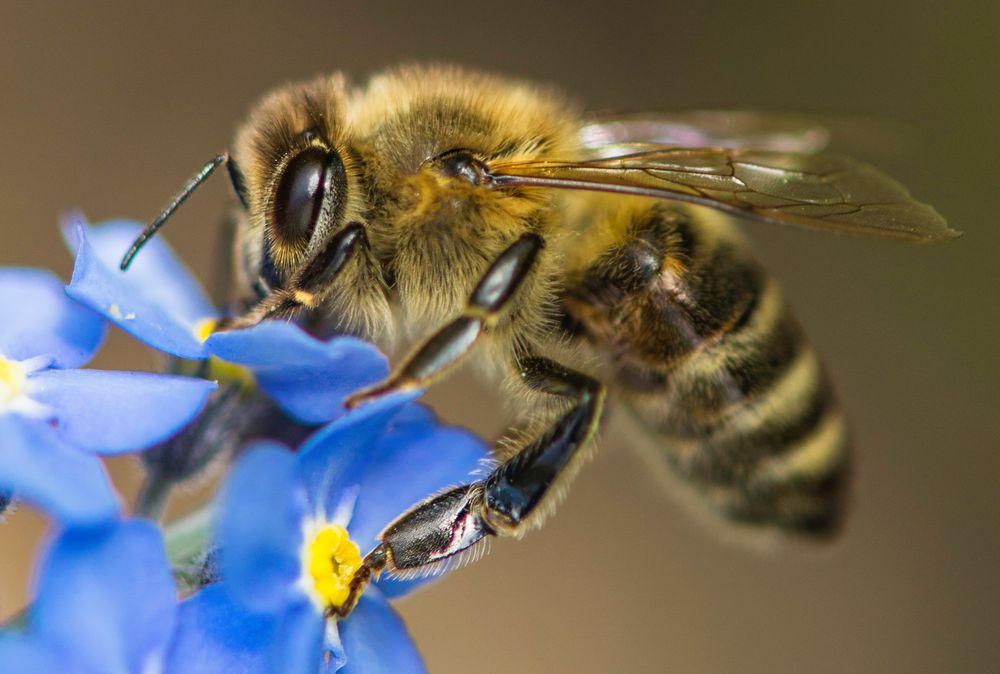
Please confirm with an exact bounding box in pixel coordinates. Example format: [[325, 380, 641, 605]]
[[0, 519, 177, 674], [63, 214, 388, 424], [0, 267, 215, 524], [166, 393, 489, 673]]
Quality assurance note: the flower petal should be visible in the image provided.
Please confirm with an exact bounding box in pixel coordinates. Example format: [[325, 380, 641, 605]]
[[268, 597, 326, 674], [165, 584, 274, 674], [322, 621, 347, 673], [339, 587, 426, 674], [0, 634, 65, 674], [296, 391, 420, 521], [26, 369, 216, 454], [31, 520, 176, 674], [217, 443, 307, 613], [349, 404, 489, 556], [167, 587, 326, 674], [64, 218, 213, 359], [0, 267, 105, 368], [207, 323, 389, 424], [0, 415, 119, 525], [63, 216, 216, 327]]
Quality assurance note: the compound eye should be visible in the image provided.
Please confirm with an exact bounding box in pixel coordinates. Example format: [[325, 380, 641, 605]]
[[272, 146, 330, 249]]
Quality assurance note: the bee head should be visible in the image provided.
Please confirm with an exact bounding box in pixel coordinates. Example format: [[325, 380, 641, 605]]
[[233, 75, 365, 293]]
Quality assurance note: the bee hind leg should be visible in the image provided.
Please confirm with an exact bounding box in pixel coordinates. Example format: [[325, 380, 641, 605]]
[[371, 355, 605, 576]]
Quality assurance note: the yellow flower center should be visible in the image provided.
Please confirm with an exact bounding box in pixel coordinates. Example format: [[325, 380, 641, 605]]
[[191, 319, 255, 392], [193, 318, 218, 343], [207, 357, 256, 392], [0, 356, 28, 405], [305, 525, 363, 609]]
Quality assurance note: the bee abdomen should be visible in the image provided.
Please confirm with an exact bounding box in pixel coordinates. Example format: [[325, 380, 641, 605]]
[[562, 204, 850, 536], [657, 340, 851, 535]]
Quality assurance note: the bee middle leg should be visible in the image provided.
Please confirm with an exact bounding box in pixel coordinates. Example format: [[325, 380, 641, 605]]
[[344, 231, 544, 407], [354, 354, 604, 582]]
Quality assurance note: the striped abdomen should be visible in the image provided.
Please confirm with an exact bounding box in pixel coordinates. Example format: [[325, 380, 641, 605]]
[[561, 202, 850, 536]]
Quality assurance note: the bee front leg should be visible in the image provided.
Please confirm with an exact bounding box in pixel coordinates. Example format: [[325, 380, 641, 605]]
[[364, 355, 605, 576], [344, 232, 543, 407], [218, 221, 370, 330]]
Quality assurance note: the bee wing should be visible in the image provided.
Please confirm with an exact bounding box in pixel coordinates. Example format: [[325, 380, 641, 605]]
[[579, 110, 831, 155], [487, 148, 958, 242]]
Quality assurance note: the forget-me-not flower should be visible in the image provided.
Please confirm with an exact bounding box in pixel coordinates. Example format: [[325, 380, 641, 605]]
[[166, 393, 489, 673], [0, 267, 215, 524], [63, 215, 387, 424], [0, 519, 177, 674]]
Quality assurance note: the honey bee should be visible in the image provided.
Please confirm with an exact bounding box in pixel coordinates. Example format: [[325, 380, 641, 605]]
[[123, 64, 955, 601]]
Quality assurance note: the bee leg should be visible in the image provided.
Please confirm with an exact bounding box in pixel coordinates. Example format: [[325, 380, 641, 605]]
[[480, 356, 605, 533], [345, 232, 544, 407], [217, 222, 370, 330], [371, 355, 604, 575]]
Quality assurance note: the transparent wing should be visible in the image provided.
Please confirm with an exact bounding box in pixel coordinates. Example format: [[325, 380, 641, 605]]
[[487, 148, 957, 242], [579, 110, 831, 156]]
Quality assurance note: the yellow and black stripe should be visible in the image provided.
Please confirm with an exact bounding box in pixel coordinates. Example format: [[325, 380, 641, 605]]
[[561, 201, 850, 536]]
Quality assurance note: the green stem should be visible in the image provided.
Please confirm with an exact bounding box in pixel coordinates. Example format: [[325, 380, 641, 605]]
[[164, 503, 213, 565], [164, 502, 215, 594]]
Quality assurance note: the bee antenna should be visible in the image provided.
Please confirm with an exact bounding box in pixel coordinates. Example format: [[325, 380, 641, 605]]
[[120, 152, 240, 271]]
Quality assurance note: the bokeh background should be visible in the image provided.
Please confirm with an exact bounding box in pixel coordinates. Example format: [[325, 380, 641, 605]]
[[1, 2, 997, 672]]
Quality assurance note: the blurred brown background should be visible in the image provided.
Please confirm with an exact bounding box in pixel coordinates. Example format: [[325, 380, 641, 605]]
[[1, 2, 997, 672]]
